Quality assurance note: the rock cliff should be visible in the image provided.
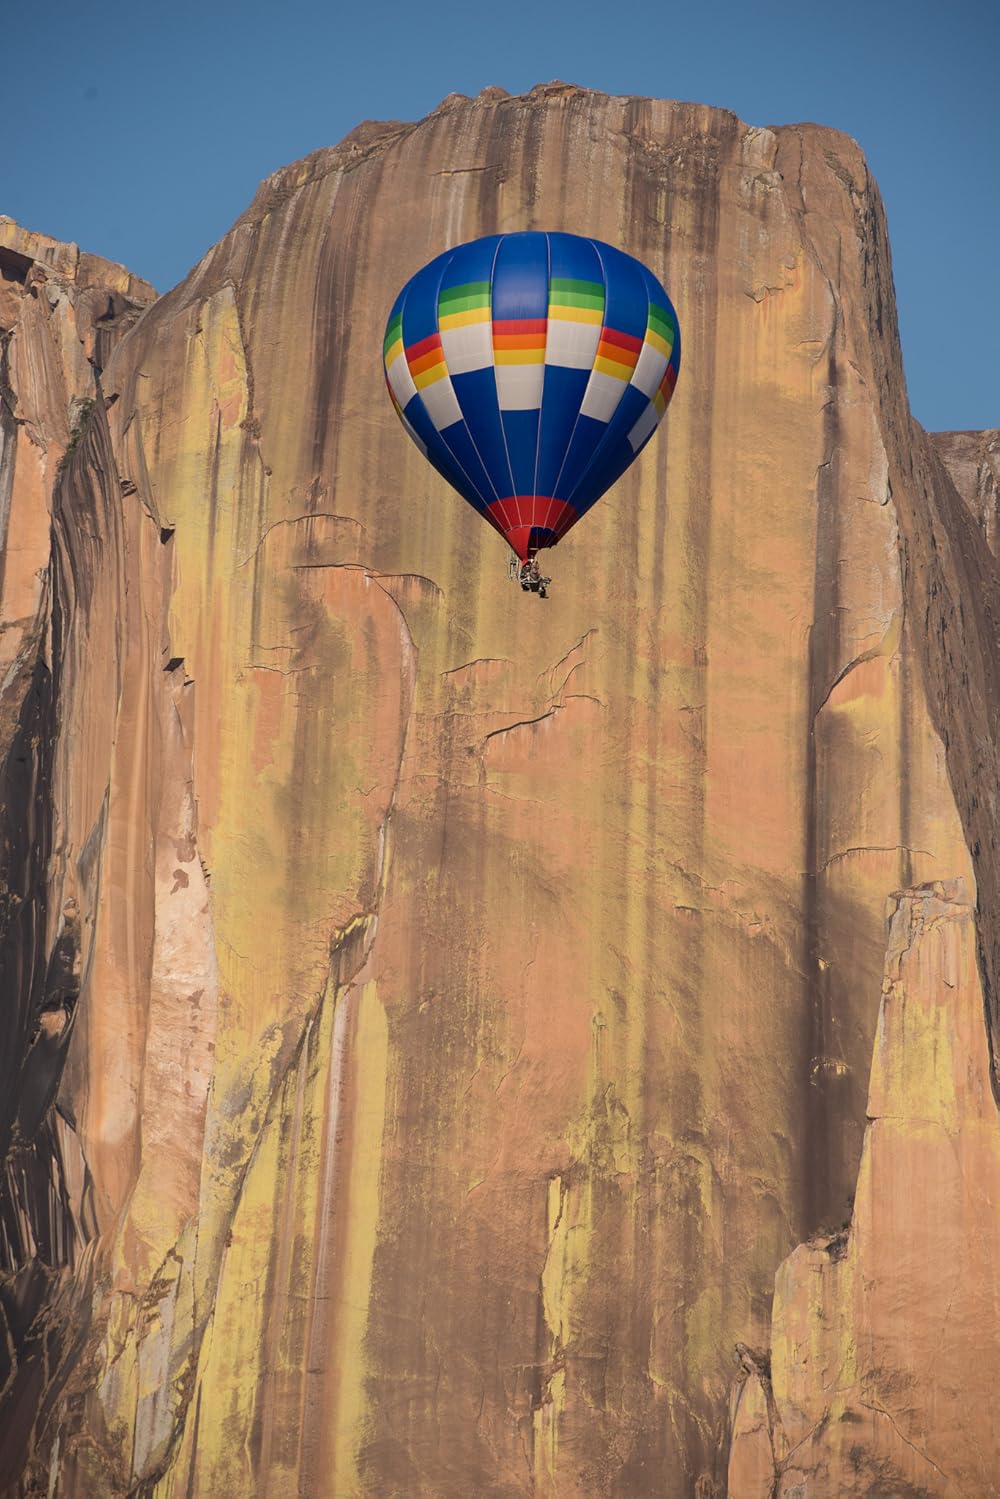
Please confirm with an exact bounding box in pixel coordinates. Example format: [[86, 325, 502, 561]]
[[728, 881, 1000, 1497], [931, 428, 999, 555], [0, 219, 154, 1487], [1, 86, 997, 1497]]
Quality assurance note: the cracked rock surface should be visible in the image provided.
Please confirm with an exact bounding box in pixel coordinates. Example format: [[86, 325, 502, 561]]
[[0, 85, 998, 1497]]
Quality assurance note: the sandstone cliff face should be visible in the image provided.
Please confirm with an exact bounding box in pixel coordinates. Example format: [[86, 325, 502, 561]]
[[0, 221, 154, 1484], [728, 881, 1000, 1497], [931, 429, 999, 555], [0, 217, 153, 735], [0, 87, 997, 1498]]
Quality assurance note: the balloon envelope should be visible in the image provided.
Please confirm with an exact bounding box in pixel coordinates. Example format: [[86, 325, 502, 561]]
[[383, 232, 680, 561]]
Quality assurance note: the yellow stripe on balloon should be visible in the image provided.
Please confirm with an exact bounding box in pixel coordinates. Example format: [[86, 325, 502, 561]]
[[413, 362, 449, 389], [438, 307, 492, 331], [494, 349, 546, 365], [547, 304, 603, 324], [594, 354, 634, 381]]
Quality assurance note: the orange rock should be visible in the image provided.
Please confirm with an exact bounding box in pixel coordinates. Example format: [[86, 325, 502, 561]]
[[730, 881, 1000, 1496], [0, 218, 155, 1490]]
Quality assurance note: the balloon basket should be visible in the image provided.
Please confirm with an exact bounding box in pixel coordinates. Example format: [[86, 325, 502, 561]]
[[510, 554, 551, 599]]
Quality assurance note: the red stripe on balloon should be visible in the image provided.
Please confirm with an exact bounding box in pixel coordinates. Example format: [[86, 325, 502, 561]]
[[492, 318, 548, 335], [599, 326, 644, 354], [405, 331, 442, 361], [484, 497, 580, 559]]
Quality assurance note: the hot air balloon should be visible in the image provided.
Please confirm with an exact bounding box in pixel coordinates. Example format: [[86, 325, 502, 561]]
[[383, 232, 680, 595]]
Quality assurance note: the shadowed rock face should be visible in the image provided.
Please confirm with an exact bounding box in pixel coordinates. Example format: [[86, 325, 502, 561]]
[[930, 429, 999, 555], [0, 86, 997, 1498], [0, 222, 154, 1487]]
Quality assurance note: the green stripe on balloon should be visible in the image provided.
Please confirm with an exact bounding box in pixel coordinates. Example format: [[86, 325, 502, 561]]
[[438, 281, 491, 310], [550, 276, 603, 298], [647, 303, 674, 337]]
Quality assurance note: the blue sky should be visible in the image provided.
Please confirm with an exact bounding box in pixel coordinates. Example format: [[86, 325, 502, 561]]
[[7, 0, 996, 431]]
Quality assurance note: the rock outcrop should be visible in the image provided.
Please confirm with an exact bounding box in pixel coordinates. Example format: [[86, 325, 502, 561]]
[[728, 881, 1000, 1497], [0, 87, 996, 1497], [0, 217, 153, 725], [0, 220, 154, 1487], [930, 428, 999, 554]]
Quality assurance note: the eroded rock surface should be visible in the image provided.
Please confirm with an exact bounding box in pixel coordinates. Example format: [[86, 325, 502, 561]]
[[729, 881, 1000, 1497], [0, 217, 154, 710], [0, 221, 154, 1486], [0, 88, 997, 1498], [930, 428, 1000, 554]]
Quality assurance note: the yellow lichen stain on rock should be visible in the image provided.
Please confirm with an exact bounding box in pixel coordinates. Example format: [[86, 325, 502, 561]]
[[325, 978, 389, 1496], [538, 1172, 576, 1357], [152, 950, 389, 1499], [532, 1365, 566, 1495], [154, 1003, 327, 1497]]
